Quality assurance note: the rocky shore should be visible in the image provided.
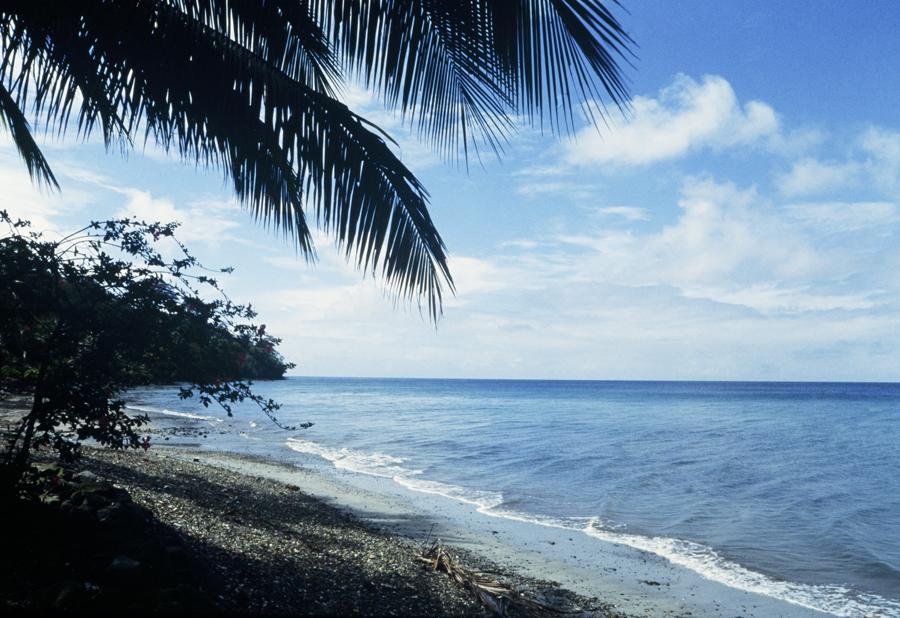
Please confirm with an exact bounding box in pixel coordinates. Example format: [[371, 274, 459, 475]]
[[2, 447, 617, 616]]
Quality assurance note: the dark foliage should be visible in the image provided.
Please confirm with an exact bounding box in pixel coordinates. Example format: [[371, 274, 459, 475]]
[[0, 212, 308, 486], [0, 1, 633, 319]]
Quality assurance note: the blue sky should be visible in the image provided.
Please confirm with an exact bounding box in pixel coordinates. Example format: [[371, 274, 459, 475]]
[[3, 1, 900, 381]]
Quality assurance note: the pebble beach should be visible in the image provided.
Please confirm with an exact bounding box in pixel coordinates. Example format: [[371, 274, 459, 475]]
[[4, 444, 617, 616]]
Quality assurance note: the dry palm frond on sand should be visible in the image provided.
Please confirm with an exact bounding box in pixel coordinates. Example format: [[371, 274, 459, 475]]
[[419, 542, 568, 617]]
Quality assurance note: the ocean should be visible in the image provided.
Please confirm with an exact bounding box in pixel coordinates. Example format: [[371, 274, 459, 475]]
[[126, 378, 900, 616]]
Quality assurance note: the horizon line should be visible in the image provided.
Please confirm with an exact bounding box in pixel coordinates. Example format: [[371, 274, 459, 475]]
[[284, 374, 900, 385]]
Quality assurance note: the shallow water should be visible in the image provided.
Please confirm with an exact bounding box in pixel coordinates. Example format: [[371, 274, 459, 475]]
[[127, 378, 900, 616]]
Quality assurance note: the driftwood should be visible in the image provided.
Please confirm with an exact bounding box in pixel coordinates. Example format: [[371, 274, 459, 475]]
[[418, 542, 566, 617]]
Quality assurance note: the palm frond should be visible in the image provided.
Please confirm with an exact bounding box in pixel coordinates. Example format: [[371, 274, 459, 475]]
[[484, 0, 634, 132], [0, 8, 132, 154], [167, 0, 341, 96], [311, 0, 515, 162], [0, 81, 56, 188], [1, 0, 452, 317], [0, 0, 633, 318], [311, 0, 634, 157]]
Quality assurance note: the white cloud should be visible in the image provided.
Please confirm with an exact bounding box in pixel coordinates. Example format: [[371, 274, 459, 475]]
[[680, 284, 880, 314], [564, 75, 780, 166], [4, 72, 899, 382], [0, 148, 246, 247], [498, 239, 541, 250], [444, 255, 518, 302], [114, 189, 243, 245], [777, 158, 861, 196], [786, 201, 897, 234], [517, 181, 577, 197], [593, 206, 650, 221], [262, 255, 317, 273], [858, 127, 900, 192], [0, 151, 93, 234], [776, 126, 900, 197], [560, 178, 821, 290], [512, 176, 893, 316]]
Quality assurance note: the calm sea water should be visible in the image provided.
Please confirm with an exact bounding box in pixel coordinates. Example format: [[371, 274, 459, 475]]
[[127, 378, 900, 616]]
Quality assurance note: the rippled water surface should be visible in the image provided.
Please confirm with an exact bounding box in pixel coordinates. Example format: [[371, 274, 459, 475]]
[[127, 378, 900, 616]]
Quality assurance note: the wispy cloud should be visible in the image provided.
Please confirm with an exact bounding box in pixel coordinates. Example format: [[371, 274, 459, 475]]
[[776, 126, 900, 197], [592, 206, 650, 221], [3, 70, 899, 382], [785, 201, 898, 234], [112, 190, 245, 246], [0, 150, 93, 234], [484, 177, 892, 317], [516, 181, 591, 199], [777, 158, 862, 196]]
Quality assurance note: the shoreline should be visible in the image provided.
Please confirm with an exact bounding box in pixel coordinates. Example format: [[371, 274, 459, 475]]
[[65, 446, 609, 616], [149, 443, 830, 618], [2, 395, 874, 617]]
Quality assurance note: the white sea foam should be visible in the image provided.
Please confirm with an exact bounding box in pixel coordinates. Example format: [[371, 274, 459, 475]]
[[483, 513, 900, 617], [583, 519, 900, 618], [285, 438, 422, 478], [127, 404, 224, 424], [485, 508, 594, 530], [285, 437, 900, 618], [285, 438, 502, 509], [393, 477, 503, 511]]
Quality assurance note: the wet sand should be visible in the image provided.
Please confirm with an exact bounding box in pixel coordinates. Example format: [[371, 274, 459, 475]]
[[165, 446, 828, 618]]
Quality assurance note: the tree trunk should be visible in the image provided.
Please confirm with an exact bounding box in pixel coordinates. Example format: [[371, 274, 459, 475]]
[[2, 360, 48, 488]]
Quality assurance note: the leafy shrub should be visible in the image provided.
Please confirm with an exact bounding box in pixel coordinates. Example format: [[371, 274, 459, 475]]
[[0, 212, 309, 486]]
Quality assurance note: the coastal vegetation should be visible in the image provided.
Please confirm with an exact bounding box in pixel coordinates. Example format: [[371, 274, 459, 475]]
[[0, 213, 301, 487], [0, 2, 637, 614]]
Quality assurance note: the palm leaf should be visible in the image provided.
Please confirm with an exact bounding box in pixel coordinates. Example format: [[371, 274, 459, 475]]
[[0, 81, 56, 188], [2, 0, 452, 316], [489, 1, 634, 131], [311, 0, 634, 157], [0, 0, 633, 318], [311, 0, 515, 161]]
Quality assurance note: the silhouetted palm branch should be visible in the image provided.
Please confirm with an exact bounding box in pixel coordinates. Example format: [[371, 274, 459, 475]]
[[312, 1, 634, 156], [0, 81, 56, 188], [0, 0, 632, 319]]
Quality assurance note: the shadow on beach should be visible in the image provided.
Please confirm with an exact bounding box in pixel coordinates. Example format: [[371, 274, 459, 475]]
[[2, 448, 493, 615]]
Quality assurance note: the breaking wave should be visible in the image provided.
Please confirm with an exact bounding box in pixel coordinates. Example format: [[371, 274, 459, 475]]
[[286, 436, 900, 618]]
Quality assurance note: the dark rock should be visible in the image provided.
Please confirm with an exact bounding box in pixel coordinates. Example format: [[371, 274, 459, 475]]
[[74, 489, 111, 509], [108, 555, 141, 575], [40, 492, 62, 506], [91, 484, 132, 503], [74, 502, 95, 517], [156, 586, 186, 611], [164, 545, 186, 559], [54, 581, 86, 609], [72, 470, 100, 484], [72, 483, 131, 510], [96, 504, 125, 526]]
